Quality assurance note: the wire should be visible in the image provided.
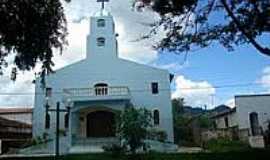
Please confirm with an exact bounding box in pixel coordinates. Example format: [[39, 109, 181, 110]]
[[0, 82, 269, 96]]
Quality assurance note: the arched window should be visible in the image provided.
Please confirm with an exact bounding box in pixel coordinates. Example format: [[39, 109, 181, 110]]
[[64, 113, 69, 129], [45, 113, 50, 129], [94, 83, 108, 95], [97, 19, 105, 27], [249, 112, 260, 136], [97, 37, 105, 47], [153, 109, 160, 125]]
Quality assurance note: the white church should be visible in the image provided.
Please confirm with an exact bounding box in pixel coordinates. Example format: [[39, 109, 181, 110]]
[[32, 1, 174, 153]]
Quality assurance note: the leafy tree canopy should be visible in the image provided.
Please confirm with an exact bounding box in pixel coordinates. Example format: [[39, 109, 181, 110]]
[[134, 0, 270, 57], [0, 0, 70, 80]]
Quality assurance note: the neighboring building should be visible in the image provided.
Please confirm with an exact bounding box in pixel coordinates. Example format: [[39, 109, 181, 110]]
[[235, 94, 270, 140], [211, 106, 237, 129], [33, 5, 174, 153], [0, 108, 33, 125], [0, 117, 32, 154], [209, 94, 270, 146]]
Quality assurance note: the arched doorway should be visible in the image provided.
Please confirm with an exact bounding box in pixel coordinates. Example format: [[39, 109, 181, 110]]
[[249, 112, 260, 136], [86, 111, 115, 138]]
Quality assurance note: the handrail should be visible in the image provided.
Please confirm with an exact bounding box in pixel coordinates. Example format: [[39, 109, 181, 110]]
[[63, 86, 130, 97]]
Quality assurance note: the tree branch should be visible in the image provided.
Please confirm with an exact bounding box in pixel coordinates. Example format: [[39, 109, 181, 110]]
[[220, 0, 270, 57]]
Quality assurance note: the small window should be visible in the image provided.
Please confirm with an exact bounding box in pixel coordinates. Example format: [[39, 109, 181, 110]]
[[151, 82, 159, 94], [45, 88, 52, 97], [224, 117, 229, 128], [97, 37, 105, 47], [153, 109, 160, 125], [97, 19, 105, 27], [65, 113, 69, 129], [45, 113, 50, 129]]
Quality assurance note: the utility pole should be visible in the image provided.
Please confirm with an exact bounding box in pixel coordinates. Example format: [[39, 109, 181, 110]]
[[45, 101, 70, 159]]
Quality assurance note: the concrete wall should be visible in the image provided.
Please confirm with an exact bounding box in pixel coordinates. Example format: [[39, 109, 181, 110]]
[[214, 112, 238, 129], [236, 95, 270, 134]]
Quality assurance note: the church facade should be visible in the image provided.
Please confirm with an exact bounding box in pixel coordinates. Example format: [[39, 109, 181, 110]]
[[33, 8, 174, 152]]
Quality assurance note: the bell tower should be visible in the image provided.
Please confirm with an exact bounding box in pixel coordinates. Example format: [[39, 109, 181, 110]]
[[86, 0, 118, 60]]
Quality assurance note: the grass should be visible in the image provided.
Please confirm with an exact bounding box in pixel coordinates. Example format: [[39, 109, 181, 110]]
[[2, 150, 270, 160]]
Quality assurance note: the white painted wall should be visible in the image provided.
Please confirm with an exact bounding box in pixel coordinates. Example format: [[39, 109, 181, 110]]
[[236, 95, 270, 133], [33, 10, 174, 145]]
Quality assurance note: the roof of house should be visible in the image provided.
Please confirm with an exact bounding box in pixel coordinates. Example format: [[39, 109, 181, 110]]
[[210, 107, 236, 119], [235, 93, 270, 98], [0, 116, 32, 128], [0, 108, 33, 114]]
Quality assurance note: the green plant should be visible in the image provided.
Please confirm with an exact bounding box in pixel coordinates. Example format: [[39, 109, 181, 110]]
[[148, 128, 167, 142], [102, 144, 126, 157], [116, 106, 152, 154], [204, 138, 250, 152], [58, 129, 67, 136]]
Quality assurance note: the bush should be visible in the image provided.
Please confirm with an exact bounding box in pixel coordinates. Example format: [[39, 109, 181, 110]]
[[204, 138, 250, 152], [148, 128, 167, 142], [102, 144, 126, 157], [116, 106, 152, 154]]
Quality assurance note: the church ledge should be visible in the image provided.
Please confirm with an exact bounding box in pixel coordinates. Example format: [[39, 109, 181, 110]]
[[63, 86, 131, 102]]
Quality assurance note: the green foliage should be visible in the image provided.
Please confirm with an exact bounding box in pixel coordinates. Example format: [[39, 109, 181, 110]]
[[134, 0, 270, 56], [148, 128, 167, 142], [172, 98, 184, 116], [102, 144, 127, 157], [174, 115, 194, 146], [0, 0, 70, 79], [116, 106, 152, 154], [204, 138, 250, 152], [197, 115, 213, 129]]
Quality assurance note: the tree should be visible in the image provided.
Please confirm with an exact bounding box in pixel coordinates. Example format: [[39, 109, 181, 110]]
[[0, 0, 70, 80], [134, 0, 270, 57], [116, 106, 152, 154], [172, 98, 185, 116]]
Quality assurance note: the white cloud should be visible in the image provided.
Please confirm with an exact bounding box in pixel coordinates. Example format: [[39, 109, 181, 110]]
[[259, 66, 270, 91], [225, 98, 235, 108], [0, 0, 162, 107], [172, 75, 216, 108], [0, 64, 34, 107]]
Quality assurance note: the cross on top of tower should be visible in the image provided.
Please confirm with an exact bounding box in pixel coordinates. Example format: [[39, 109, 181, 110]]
[[97, 0, 109, 10]]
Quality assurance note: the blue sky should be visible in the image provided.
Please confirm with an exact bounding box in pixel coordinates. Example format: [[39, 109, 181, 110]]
[[154, 35, 270, 108]]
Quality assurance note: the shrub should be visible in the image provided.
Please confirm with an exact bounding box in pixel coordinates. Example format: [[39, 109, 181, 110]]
[[148, 128, 167, 142], [102, 144, 126, 157], [204, 138, 250, 152], [116, 106, 152, 154]]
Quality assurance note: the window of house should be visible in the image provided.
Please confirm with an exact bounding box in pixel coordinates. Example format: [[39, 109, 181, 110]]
[[97, 37, 105, 47], [45, 113, 50, 129], [224, 117, 229, 128], [97, 19, 105, 27], [64, 113, 69, 129], [151, 82, 159, 94], [45, 88, 52, 97], [153, 109, 160, 125]]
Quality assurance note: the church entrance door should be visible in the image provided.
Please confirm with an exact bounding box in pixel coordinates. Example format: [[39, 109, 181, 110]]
[[86, 111, 115, 138]]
